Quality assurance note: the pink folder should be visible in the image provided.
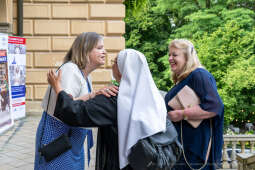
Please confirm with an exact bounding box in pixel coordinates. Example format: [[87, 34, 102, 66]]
[[168, 85, 202, 128]]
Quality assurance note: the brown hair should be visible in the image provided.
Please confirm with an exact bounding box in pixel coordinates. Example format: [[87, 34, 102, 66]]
[[63, 32, 103, 69], [169, 39, 203, 84]]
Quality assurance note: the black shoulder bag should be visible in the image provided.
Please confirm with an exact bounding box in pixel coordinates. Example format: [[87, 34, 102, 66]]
[[38, 64, 72, 162], [128, 119, 182, 170]]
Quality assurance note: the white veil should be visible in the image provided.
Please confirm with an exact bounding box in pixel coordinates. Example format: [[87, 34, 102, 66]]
[[117, 49, 167, 169]]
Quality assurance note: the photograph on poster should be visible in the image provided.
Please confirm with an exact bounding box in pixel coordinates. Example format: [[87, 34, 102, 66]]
[[8, 43, 26, 86], [7, 36, 26, 120], [9, 65, 26, 86], [0, 50, 11, 128], [8, 44, 26, 54]]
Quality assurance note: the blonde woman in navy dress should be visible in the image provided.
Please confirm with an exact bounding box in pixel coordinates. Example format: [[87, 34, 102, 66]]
[[165, 39, 224, 170], [34, 32, 116, 170]]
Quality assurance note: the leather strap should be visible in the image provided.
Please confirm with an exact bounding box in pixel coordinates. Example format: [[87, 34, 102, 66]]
[[39, 63, 71, 153]]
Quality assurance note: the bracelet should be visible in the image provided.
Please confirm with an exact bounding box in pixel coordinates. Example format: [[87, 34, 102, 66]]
[[183, 110, 188, 120]]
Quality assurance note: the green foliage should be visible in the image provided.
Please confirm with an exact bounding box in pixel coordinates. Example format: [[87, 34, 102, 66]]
[[226, 0, 255, 10], [125, 0, 255, 127], [174, 11, 222, 38], [125, 2, 173, 90], [194, 22, 255, 127], [171, 8, 255, 39], [221, 8, 255, 30], [195, 21, 247, 87], [124, 0, 151, 17]]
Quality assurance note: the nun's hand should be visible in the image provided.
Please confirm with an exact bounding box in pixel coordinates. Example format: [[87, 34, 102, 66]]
[[47, 69, 63, 95], [95, 85, 119, 97], [168, 110, 184, 122]]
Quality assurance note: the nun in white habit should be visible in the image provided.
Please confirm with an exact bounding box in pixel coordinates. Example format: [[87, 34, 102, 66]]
[[49, 49, 167, 170]]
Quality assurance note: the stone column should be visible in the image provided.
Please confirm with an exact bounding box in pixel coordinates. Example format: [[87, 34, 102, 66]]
[[222, 141, 230, 169], [231, 141, 238, 169]]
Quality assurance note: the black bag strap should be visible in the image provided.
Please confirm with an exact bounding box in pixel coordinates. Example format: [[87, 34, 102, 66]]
[[39, 63, 71, 151]]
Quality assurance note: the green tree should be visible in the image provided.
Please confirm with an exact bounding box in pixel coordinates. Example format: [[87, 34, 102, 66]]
[[156, 0, 255, 39], [226, 0, 255, 10], [194, 21, 255, 127], [125, 0, 255, 127], [124, 0, 150, 17], [125, 1, 173, 90]]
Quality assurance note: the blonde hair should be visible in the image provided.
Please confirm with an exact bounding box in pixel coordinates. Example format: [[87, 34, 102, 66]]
[[169, 39, 203, 84], [63, 32, 103, 69]]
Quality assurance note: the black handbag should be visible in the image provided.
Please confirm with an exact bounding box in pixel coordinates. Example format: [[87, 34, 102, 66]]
[[38, 64, 72, 162], [38, 131, 72, 162], [128, 119, 182, 170]]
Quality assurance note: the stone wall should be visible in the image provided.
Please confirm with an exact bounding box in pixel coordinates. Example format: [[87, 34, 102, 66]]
[[9, 0, 125, 113], [0, 0, 13, 33]]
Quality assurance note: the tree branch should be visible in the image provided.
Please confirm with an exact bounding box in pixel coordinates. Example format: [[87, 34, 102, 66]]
[[193, 0, 201, 9], [206, 0, 211, 8]]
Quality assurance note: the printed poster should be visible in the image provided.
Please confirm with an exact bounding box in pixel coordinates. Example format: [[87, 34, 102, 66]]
[[8, 36, 26, 120], [0, 33, 13, 134]]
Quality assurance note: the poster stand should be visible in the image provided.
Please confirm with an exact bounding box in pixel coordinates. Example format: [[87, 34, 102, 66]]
[[0, 33, 13, 134], [0, 33, 26, 135], [8, 36, 26, 120]]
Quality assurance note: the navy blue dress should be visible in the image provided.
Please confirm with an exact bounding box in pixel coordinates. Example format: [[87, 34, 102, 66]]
[[165, 68, 224, 170]]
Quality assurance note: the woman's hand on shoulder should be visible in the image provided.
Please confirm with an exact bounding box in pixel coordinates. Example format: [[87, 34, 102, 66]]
[[47, 69, 63, 95], [168, 110, 184, 122], [95, 85, 119, 98], [77, 85, 119, 101]]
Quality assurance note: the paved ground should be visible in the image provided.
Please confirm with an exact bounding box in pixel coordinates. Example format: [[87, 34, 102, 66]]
[[0, 114, 97, 170]]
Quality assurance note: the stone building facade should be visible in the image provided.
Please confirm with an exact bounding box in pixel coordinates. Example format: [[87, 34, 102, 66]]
[[0, 0, 125, 113]]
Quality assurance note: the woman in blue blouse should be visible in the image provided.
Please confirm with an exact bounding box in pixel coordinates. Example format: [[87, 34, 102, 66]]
[[165, 39, 224, 170]]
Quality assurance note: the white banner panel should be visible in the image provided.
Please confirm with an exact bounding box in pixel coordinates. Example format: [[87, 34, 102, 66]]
[[0, 33, 14, 134], [8, 36, 26, 120]]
